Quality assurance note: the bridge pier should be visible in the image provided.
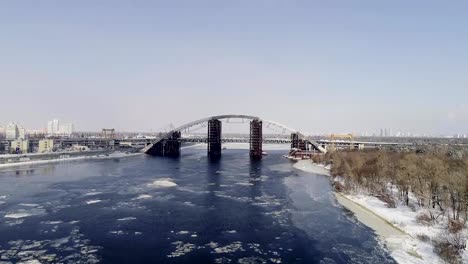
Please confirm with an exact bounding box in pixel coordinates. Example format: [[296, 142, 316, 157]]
[[250, 119, 263, 159], [147, 131, 181, 157], [207, 119, 222, 158], [291, 133, 308, 151]]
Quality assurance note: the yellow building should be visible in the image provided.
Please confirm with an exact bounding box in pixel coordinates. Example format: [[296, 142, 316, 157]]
[[38, 139, 54, 153], [10, 140, 29, 154]]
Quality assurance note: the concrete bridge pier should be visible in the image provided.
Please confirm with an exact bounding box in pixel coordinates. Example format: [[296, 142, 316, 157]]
[[147, 131, 181, 157], [207, 119, 222, 158], [250, 119, 263, 159]]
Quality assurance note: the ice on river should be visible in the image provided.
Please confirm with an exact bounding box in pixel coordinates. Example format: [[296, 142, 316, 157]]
[[85, 199, 102, 204], [147, 178, 177, 188]]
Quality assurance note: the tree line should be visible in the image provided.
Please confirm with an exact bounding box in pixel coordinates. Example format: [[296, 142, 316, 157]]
[[322, 149, 468, 263]]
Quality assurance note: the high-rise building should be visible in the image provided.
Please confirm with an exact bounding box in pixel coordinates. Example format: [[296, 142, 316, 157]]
[[18, 125, 26, 139], [53, 119, 60, 134], [60, 123, 74, 136], [6, 122, 19, 140], [47, 119, 74, 136], [47, 121, 53, 134]]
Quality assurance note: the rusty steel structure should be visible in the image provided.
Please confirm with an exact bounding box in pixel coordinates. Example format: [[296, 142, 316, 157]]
[[207, 119, 222, 158], [146, 131, 181, 157], [249, 119, 263, 159], [291, 133, 308, 151], [101, 128, 115, 139]]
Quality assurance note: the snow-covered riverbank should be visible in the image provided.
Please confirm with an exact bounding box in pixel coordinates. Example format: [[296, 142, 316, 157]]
[[293, 160, 447, 264], [0, 152, 142, 169]]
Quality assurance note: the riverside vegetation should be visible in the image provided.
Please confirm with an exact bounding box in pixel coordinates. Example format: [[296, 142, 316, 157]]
[[314, 149, 468, 263]]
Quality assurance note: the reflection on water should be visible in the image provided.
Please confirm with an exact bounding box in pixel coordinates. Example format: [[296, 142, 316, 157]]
[[0, 147, 395, 263]]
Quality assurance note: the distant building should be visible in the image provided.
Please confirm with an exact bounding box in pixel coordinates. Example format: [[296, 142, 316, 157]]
[[47, 119, 74, 136], [47, 119, 60, 135], [60, 123, 74, 136], [72, 145, 89, 151], [5, 122, 27, 140], [10, 139, 29, 154], [18, 126, 26, 139], [38, 139, 54, 153]]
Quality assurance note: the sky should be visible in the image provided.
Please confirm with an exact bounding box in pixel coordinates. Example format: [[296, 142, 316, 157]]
[[1, 1, 467, 135]]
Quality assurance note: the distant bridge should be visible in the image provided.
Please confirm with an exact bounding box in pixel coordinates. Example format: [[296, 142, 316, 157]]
[[142, 114, 326, 158], [180, 137, 291, 144]]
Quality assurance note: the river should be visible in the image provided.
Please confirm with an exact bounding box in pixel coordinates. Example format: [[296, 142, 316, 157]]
[[0, 144, 395, 263]]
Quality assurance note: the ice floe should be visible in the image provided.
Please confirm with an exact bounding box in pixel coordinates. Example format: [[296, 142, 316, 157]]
[[167, 241, 196, 258], [83, 192, 102, 196], [117, 217, 136, 221], [134, 194, 152, 200], [235, 182, 254, 186], [18, 203, 40, 207], [1, 227, 101, 263], [41, 220, 64, 225], [109, 230, 126, 235], [213, 241, 244, 254], [4, 213, 32, 219], [148, 178, 177, 188], [85, 200, 102, 204]]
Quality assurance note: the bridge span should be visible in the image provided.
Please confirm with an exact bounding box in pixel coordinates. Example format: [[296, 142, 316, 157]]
[[142, 115, 326, 158]]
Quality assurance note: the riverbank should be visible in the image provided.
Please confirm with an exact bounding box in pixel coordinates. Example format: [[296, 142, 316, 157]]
[[293, 160, 445, 264], [0, 151, 141, 169]]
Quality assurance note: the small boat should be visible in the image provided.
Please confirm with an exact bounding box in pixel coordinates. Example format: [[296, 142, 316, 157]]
[[222, 147, 227, 150], [262, 151, 268, 155]]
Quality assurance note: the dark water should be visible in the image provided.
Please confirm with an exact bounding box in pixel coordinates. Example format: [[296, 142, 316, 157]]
[[0, 146, 395, 263]]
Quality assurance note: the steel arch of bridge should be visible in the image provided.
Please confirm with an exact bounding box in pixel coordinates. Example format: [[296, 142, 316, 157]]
[[142, 114, 325, 153]]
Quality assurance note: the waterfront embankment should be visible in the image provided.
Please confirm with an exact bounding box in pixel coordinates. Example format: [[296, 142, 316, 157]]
[[0, 151, 141, 169]]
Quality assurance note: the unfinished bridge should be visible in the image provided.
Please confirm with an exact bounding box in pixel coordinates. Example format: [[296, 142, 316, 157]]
[[142, 115, 326, 159]]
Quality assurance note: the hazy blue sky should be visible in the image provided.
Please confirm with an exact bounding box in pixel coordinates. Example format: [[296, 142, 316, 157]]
[[1, 1, 467, 134]]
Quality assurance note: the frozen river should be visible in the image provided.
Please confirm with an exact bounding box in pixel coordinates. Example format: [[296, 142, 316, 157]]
[[0, 144, 395, 263]]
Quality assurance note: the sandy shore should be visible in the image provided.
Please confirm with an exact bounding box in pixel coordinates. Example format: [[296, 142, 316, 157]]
[[293, 160, 431, 264]]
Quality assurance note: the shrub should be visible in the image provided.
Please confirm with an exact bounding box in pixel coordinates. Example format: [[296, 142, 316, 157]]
[[416, 212, 432, 226], [416, 234, 430, 242], [378, 193, 396, 208], [448, 219, 464, 234], [433, 240, 462, 264], [332, 181, 345, 192]]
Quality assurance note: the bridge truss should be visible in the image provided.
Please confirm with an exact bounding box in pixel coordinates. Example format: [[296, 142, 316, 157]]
[[142, 114, 327, 157]]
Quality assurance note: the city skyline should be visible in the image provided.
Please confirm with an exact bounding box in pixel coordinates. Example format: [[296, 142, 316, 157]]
[[1, 1, 468, 134]]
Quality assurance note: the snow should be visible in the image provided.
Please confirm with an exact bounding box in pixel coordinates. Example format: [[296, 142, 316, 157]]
[[293, 160, 330, 175], [0, 152, 141, 169], [294, 160, 455, 264]]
